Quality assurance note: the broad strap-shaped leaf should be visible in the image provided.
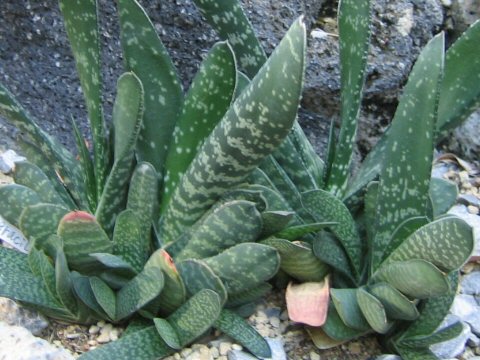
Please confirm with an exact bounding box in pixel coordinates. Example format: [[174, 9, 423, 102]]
[[380, 217, 474, 273], [306, 327, 347, 350], [90, 277, 116, 320], [234, 71, 250, 99], [372, 33, 445, 271], [330, 288, 370, 331], [177, 259, 228, 305], [226, 283, 272, 308], [429, 177, 458, 218], [356, 287, 390, 334], [0, 184, 41, 226], [363, 181, 379, 242], [28, 247, 57, 301], [203, 243, 280, 294], [71, 116, 97, 211], [78, 326, 172, 360], [112, 210, 148, 273], [0, 85, 87, 208], [302, 189, 362, 277], [55, 248, 78, 314], [13, 161, 69, 207], [57, 211, 112, 273], [322, 303, 368, 341], [437, 20, 480, 134], [59, 0, 107, 198], [276, 222, 335, 241], [167, 289, 222, 347], [395, 346, 438, 360], [95, 72, 144, 234], [71, 271, 109, 320], [19, 204, 69, 246], [161, 41, 237, 211], [0, 245, 32, 274], [160, 18, 306, 243], [327, 0, 372, 196], [373, 259, 450, 299], [127, 162, 158, 242], [261, 211, 294, 238], [118, 0, 183, 174], [89, 253, 137, 278], [368, 282, 419, 321], [175, 200, 263, 261], [153, 318, 181, 350], [214, 309, 271, 358], [116, 266, 165, 320], [191, 0, 267, 78], [400, 321, 463, 348], [262, 238, 329, 282]]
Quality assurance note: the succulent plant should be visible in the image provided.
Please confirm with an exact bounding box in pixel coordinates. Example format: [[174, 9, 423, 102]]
[[0, 0, 309, 358]]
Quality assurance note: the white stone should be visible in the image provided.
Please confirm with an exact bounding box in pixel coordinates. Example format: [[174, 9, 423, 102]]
[[0, 150, 26, 174], [0, 297, 48, 335], [448, 205, 480, 259], [430, 315, 471, 358]]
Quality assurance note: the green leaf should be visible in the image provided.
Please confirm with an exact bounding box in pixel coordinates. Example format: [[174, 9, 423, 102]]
[[214, 309, 271, 358], [13, 161, 69, 207], [153, 318, 181, 350], [313, 233, 354, 283], [112, 210, 147, 273], [374, 259, 450, 299], [356, 287, 390, 334], [175, 200, 263, 261], [381, 217, 474, 273], [191, 0, 267, 78], [371, 33, 445, 271], [19, 204, 69, 245], [400, 321, 463, 348], [95, 72, 144, 234], [90, 253, 137, 278], [262, 238, 329, 282], [59, 0, 107, 198], [302, 189, 362, 277], [429, 177, 458, 218], [437, 20, 480, 134], [322, 303, 367, 341], [55, 248, 78, 314], [327, 0, 372, 196], [30, 247, 57, 301], [57, 211, 112, 273], [395, 346, 438, 360], [0, 246, 31, 274], [78, 326, 171, 360], [0, 184, 41, 226], [90, 277, 116, 320], [118, 0, 183, 174], [116, 266, 165, 320], [330, 288, 370, 331], [261, 211, 294, 238], [71, 272, 109, 319], [203, 243, 280, 294], [368, 282, 419, 321], [160, 18, 306, 243], [161, 41, 237, 211], [234, 71, 250, 99], [167, 289, 222, 347], [177, 259, 228, 305], [126, 162, 158, 243], [276, 222, 335, 241], [363, 181, 379, 242], [226, 283, 272, 308]]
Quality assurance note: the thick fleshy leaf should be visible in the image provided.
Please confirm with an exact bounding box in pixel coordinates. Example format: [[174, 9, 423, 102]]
[[160, 18, 306, 243], [371, 34, 444, 271], [330, 288, 369, 331], [400, 321, 463, 348], [90, 277, 116, 320], [226, 283, 272, 308], [356, 287, 390, 334], [312, 233, 354, 283], [167, 289, 222, 346], [116, 266, 165, 320], [429, 177, 458, 218], [112, 210, 147, 273], [175, 200, 263, 261], [71, 272, 109, 319], [0, 184, 41, 226], [381, 217, 474, 272], [118, 0, 183, 174], [126, 162, 158, 242], [374, 259, 450, 299], [78, 326, 171, 360], [0, 246, 31, 274], [286, 280, 329, 327], [363, 181, 379, 242], [19, 204, 69, 245], [57, 211, 112, 273], [306, 327, 347, 350], [55, 249, 78, 314], [327, 0, 372, 195], [437, 20, 480, 134], [161, 42, 237, 211], [276, 222, 335, 241], [29, 247, 57, 301], [302, 189, 362, 277], [262, 238, 329, 282], [261, 211, 294, 238], [191, 0, 266, 78], [368, 282, 419, 321], [89, 253, 137, 278], [58, 0, 107, 197], [214, 309, 271, 358], [322, 303, 367, 341], [203, 243, 280, 294], [95, 73, 144, 234], [153, 318, 181, 350]]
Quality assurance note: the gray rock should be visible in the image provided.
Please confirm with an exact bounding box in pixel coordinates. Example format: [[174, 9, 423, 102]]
[[448, 205, 480, 259], [0, 321, 74, 360], [447, 110, 480, 166], [450, 0, 480, 34], [264, 338, 287, 360], [430, 314, 471, 359], [0, 297, 48, 335], [227, 350, 258, 360], [375, 356, 402, 360], [450, 294, 480, 335], [467, 333, 480, 347], [0, 150, 26, 174], [461, 272, 480, 295], [458, 193, 480, 208]]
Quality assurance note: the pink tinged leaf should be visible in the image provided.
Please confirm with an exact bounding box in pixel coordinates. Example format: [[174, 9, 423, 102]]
[[286, 277, 330, 327]]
